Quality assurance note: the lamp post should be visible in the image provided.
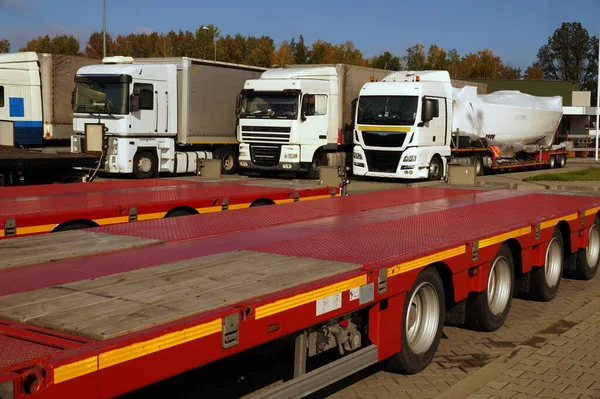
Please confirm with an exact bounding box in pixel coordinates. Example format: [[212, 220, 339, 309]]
[[202, 26, 216, 61], [595, 26, 599, 161], [102, 0, 106, 58]]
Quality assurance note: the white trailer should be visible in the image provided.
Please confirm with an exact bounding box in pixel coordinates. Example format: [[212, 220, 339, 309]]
[[0, 52, 99, 146], [237, 64, 390, 178], [71, 57, 266, 178]]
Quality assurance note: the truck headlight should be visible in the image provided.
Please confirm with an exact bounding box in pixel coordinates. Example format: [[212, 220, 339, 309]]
[[403, 155, 417, 162], [239, 151, 248, 157], [72, 136, 80, 152], [353, 153, 363, 160], [284, 154, 298, 159]]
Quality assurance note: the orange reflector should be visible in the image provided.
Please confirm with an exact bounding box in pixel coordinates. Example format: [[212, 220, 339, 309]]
[[370, 76, 375, 82], [416, 76, 420, 82]]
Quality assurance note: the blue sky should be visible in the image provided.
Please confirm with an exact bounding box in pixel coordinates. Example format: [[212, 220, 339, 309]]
[[0, 0, 598, 69]]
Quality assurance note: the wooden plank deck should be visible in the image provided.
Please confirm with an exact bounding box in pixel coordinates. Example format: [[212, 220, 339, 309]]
[[0, 231, 162, 271], [0, 250, 360, 340]]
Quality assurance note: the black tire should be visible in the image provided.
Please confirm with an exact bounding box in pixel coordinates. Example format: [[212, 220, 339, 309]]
[[548, 155, 556, 169], [428, 156, 443, 181], [528, 228, 564, 301], [558, 154, 566, 168], [250, 200, 274, 208], [308, 152, 326, 180], [217, 147, 238, 175], [165, 209, 193, 218], [473, 155, 484, 176], [133, 151, 157, 179], [386, 268, 445, 374], [466, 244, 514, 332], [575, 216, 600, 280], [54, 222, 95, 232]]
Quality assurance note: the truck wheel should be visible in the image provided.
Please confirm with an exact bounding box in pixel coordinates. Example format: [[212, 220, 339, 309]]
[[133, 151, 157, 179], [558, 154, 566, 168], [473, 155, 484, 176], [217, 148, 238, 175], [548, 155, 556, 168], [386, 268, 444, 374], [575, 217, 600, 280], [466, 244, 514, 332], [308, 152, 326, 180], [528, 228, 563, 301], [428, 156, 443, 181]]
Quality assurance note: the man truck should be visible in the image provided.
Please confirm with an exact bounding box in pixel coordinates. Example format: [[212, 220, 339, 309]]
[[70, 57, 266, 178], [352, 70, 567, 180]]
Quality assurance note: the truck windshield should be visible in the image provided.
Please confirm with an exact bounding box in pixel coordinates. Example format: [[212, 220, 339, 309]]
[[74, 78, 129, 115], [358, 96, 418, 126], [240, 92, 298, 119]]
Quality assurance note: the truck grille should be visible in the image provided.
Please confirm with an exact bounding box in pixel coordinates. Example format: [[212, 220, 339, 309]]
[[364, 150, 402, 173], [250, 145, 281, 167], [241, 126, 291, 144], [362, 131, 407, 148]]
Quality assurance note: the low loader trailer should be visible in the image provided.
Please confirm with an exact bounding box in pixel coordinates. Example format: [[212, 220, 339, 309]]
[[0, 187, 599, 398], [0, 178, 337, 238]]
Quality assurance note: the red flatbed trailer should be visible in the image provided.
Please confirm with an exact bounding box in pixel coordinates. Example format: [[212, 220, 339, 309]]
[[0, 178, 337, 238], [1, 187, 600, 399]]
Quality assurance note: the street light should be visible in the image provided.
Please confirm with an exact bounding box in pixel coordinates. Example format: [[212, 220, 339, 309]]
[[202, 26, 216, 61], [102, 0, 106, 58]]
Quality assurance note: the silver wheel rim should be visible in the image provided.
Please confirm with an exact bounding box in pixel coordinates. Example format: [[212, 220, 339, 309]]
[[559, 156, 565, 167], [549, 156, 555, 168], [138, 157, 152, 173], [586, 224, 600, 268], [406, 282, 440, 355], [223, 154, 234, 171], [429, 161, 440, 179], [487, 256, 511, 316], [545, 237, 562, 288]]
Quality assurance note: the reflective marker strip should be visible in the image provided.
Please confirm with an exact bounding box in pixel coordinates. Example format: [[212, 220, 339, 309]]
[[585, 207, 600, 217], [94, 216, 130, 226], [137, 212, 167, 221], [15, 224, 56, 235], [479, 227, 532, 249], [357, 125, 411, 132], [53, 319, 222, 384], [255, 275, 367, 320], [388, 246, 466, 278], [540, 213, 577, 230], [54, 356, 98, 384]]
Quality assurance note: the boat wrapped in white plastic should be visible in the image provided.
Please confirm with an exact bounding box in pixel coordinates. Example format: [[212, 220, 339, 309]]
[[452, 86, 563, 155]]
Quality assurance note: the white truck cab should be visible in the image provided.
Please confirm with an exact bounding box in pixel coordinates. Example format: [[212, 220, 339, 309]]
[[353, 71, 453, 180]]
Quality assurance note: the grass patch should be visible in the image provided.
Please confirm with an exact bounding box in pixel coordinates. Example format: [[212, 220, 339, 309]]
[[525, 168, 600, 182]]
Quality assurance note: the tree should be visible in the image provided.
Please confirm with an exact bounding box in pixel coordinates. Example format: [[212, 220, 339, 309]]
[[0, 39, 10, 53], [245, 36, 275, 67], [309, 40, 336, 64], [425, 44, 447, 70], [370, 51, 401, 70], [534, 22, 598, 95], [291, 34, 308, 64], [21, 34, 80, 56], [405, 44, 426, 70], [217, 34, 245, 64], [85, 31, 113, 58], [271, 40, 295, 67], [524, 65, 543, 80], [499, 65, 522, 80], [334, 41, 364, 65], [195, 25, 220, 60], [447, 48, 461, 78]]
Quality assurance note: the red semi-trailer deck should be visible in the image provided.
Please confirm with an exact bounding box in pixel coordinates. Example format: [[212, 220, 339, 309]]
[[1, 187, 600, 399], [0, 179, 337, 238]]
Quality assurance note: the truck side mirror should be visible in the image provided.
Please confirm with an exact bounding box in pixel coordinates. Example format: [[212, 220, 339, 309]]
[[422, 98, 434, 124], [235, 94, 242, 117], [130, 93, 140, 113], [71, 90, 76, 110], [351, 98, 358, 126]]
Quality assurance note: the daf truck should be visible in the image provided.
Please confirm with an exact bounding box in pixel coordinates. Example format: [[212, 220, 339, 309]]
[[236, 64, 390, 178], [70, 57, 266, 178], [0, 52, 99, 146], [352, 70, 566, 180]]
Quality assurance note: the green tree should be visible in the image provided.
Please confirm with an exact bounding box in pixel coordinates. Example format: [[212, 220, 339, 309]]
[[309, 40, 336, 64], [425, 44, 447, 70], [534, 22, 598, 97], [271, 40, 295, 67], [370, 51, 401, 70], [21, 34, 80, 56], [447, 48, 461, 78], [245, 36, 275, 67], [195, 25, 220, 60], [334, 41, 363, 65], [405, 43, 426, 70], [0, 39, 10, 53], [290, 34, 309, 64], [217, 34, 245, 64]]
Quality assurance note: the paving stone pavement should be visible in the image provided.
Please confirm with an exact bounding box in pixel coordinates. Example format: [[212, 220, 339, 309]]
[[322, 274, 600, 399]]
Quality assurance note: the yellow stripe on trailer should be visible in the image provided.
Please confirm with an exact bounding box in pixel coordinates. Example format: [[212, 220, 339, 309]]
[[479, 226, 532, 249], [540, 213, 577, 230], [255, 275, 367, 320], [16, 224, 56, 236], [94, 216, 130, 226], [137, 212, 167, 221], [585, 207, 600, 218], [388, 246, 466, 278], [54, 356, 98, 384]]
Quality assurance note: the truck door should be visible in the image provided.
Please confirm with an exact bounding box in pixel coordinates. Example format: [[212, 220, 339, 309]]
[[300, 93, 328, 148], [421, 97, 445, 146], [130, 82, 157, 135]]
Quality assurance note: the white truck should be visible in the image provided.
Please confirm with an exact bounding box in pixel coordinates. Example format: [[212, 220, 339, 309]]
[[352, 70, 566, 180], [236, 64, 389, 178], [70, 57, 266, 178], [0, 52, 99, 146]]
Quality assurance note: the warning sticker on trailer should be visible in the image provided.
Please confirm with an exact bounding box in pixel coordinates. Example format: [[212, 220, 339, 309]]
[[349, 287, 360, 301], [316, 293, 342, 316]]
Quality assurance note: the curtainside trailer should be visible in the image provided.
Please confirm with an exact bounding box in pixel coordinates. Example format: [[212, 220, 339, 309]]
[[0, 187, 599, 398]]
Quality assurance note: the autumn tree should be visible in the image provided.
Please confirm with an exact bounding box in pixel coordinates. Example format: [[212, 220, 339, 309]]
[[446, 48, 460, 78], [524, 65, 543, 80], [85, 31, 114, 58], [425, 44, 447, 70], [271, 40, 295, 67], [21, 35, 80, 56], [245, 36, 275, 67], [309, 40, 336, 64], [532, 22, 598, 101], [217, 34, 245, 64], [370, 51, 401, 70], [0, 39, 10, 53], [405, 44, 426, 70]]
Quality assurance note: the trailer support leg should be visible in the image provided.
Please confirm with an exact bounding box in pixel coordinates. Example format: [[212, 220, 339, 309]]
[[293, 331, 308, 378]]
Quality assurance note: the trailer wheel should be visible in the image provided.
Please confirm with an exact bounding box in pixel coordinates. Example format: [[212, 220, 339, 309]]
[[308, 152, 326, 180], [427, 156, 443, 181], [466, 244, 514, 332], [386, 268, 444, 374], [575, 217, 600, 280], [217, 147, 238, 175], [473, 155, 484, 176], [528, 228, 563, 301], [557, 154, 566, 168], [133, 151, 157, 179], [548, 155, 556, 169]]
